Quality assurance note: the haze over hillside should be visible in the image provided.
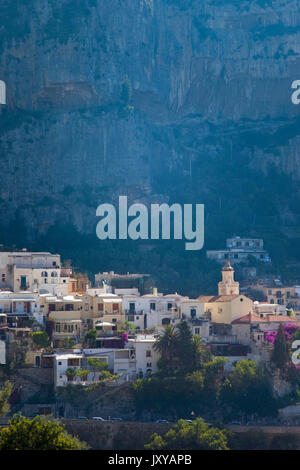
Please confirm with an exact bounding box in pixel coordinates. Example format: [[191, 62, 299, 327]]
[[0, 0, 300, 294]]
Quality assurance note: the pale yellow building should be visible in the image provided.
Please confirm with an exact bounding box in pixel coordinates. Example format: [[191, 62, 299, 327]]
[[80, 290, 125, 331], [198, 261, 253, 324], [42, 294, 83, 346]]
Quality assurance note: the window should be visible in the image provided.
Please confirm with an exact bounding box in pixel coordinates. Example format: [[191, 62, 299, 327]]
[[67, 358, 79, 367], [113, 303, 119, 311], [112, 318, 117, 323], [1, 274, 5, 282], [98, 303, 104, 311], [65, 304, 74, 311], [41, 271, 48, 277], [129, 303, 135, 313], [146, 363, 152, 367], [190, 308, 196, 318], [58, 362, 62, 366], [20, 276, 27, 289], [167, 303, 173, 310], [150, 302, 156, 311], [53, 261, 57, 266], [51, 271, 58, 277], [268, 290, 272, 295], [234, 254, 239, 259], [146, 350, 151, 357], [195, 328, 200, 335]]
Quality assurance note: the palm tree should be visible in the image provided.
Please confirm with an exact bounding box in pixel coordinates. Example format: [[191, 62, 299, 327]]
[[153, 325, 178, 371]]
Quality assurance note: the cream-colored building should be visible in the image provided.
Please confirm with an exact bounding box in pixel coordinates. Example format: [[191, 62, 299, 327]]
[[44, 295, 83, 346], [253, 283, 299, 308], [0, 250, 74, 296], [81, 290, 125, 331]]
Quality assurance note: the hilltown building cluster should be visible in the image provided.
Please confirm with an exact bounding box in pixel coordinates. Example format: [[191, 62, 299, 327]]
[[0, 247, 299, 399]]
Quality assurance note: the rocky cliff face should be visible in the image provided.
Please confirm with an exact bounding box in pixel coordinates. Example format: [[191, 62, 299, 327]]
[[0, 0, 299, 268]]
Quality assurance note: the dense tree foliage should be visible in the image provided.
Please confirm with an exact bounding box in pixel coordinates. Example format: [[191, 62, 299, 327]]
[[272, 323, 290, 371], [145, 418, 231, 450], [32, 331, 50, 349], [0, 381, 12, 417], [219, 360, 278, 419], [134, 322, 278, 420], [0, 414, 88, 450], [83, 328, 97, 348]]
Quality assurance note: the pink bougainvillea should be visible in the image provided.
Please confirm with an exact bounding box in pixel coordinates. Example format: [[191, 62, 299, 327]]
[[264, 323, 300, 344]]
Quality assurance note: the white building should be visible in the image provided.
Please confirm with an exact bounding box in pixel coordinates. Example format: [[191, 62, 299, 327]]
[[0, 291, 40, 316], [207, 236, 271, 265], [0, 250, 69, 295], [54, 334, 160, 386], [54, 349, 136, 387], [179, 299, 205, 321], [127, 335, 160, 378], [123, 293, 185, 330]]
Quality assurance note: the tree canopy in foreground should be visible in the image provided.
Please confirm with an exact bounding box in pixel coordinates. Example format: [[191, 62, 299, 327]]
[[145, 418, 231, 450], [0, 414, 89, 450]]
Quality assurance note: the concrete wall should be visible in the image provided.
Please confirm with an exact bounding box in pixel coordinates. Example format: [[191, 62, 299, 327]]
[[62, 419, 172, 450]]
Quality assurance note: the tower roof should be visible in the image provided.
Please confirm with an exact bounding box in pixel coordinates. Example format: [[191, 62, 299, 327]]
[[222, 259, 234, 271]]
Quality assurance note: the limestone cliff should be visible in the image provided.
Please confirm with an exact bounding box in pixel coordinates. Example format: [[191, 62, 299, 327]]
[[0, 0, 299, 275]]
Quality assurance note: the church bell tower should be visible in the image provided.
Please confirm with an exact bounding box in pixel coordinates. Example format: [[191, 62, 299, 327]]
[[218, 259, 239, 296]]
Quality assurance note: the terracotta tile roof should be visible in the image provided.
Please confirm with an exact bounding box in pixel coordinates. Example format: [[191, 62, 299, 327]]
[[266, 314, 297, 322], [198, 295, 241, 303], [197, 296, 215, 302], [232, 312, 264, 324], [232, 313, 298, 324]]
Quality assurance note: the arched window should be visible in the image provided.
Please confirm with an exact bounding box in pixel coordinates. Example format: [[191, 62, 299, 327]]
[[41, 271, 48, 277], [51, 272, 58, 277]]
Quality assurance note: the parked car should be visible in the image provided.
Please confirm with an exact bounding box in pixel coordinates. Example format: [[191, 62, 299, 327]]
[[109, 418, 123, 422], [92, 417, 106, 421], [77, 416, 88, 420], [183, 419, 193, 423], [246, 421, 256, 426], [155, 419, 169, 423]]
